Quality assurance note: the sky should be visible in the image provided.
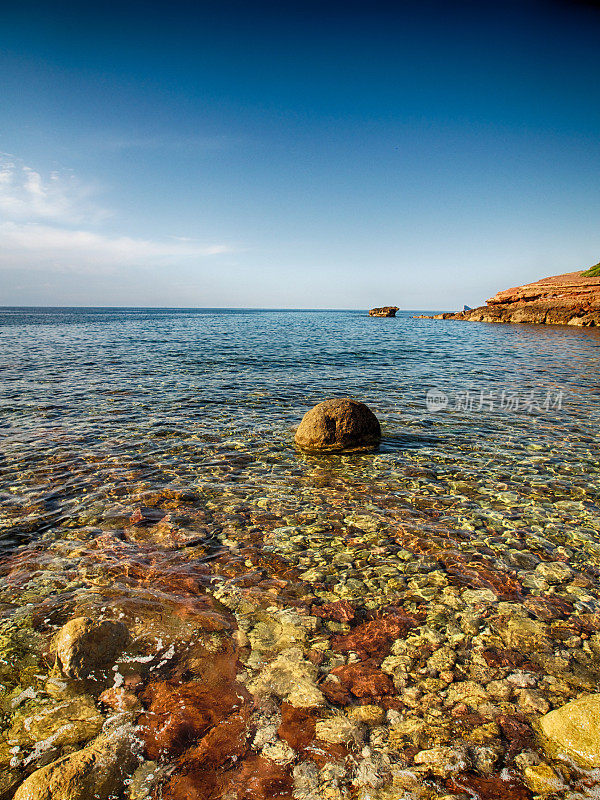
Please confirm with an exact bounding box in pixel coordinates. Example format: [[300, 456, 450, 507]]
[[1, 0, 600, 309]]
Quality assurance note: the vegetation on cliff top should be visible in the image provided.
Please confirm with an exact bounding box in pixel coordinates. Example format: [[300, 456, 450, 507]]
[[581, 262, 600, 277]]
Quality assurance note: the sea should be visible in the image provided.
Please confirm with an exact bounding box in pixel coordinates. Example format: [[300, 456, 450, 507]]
[[1, 306, 600, 797]]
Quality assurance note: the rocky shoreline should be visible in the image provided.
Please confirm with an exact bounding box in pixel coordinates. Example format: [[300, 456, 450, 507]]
[[419, 269, 600, 326]]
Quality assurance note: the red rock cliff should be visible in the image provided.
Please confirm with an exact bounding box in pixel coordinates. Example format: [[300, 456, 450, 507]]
[[426, 270, 600, 326]]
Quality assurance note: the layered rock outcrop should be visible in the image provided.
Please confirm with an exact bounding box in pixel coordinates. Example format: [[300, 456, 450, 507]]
[[369, 306, 398, 317], [423, 269, 600, 326]]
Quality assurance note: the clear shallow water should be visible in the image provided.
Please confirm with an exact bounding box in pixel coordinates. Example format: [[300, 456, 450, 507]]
[[1, 307, 600, 799]]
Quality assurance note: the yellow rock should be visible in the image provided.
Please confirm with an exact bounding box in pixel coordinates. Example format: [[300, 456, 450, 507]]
[[501, 616, 550, 652], [315, 715, 362, 745], [9, 695, 103, 749], [445, 680, 488, 709], [413, 746, 468, 776], [524, 763, 563, 794], [463, 721, 500, 745], [52, 617, 129, 679], [13, 724, 139, 800], [347, 704, 385, 726], [388, 718, 425, 749], [539, 693, 600, 769]]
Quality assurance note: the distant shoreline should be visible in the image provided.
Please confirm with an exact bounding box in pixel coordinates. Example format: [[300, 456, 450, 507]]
[[418, 269, 600, 328]]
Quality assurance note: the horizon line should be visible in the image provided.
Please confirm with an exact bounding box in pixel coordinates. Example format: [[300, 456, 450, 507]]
[[0, 305, 445, 312]]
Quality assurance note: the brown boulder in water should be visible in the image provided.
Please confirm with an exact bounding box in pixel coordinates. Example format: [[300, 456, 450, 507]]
[[369, 306, 398, 317], [294, 399, 381, 453]]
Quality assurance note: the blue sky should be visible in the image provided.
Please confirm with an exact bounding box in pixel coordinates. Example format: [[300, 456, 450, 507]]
[[1, 0, 599, 308]]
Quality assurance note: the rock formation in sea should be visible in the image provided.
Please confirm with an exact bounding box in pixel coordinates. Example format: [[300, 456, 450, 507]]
[[369, 306, 399, 317], [294, 398, 381, 453], [420, 265, 600, 326]]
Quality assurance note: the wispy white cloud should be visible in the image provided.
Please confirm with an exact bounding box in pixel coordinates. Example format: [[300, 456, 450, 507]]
[[0, 155, 232, 272], [0, 222, 232, 273], [0, 155, 108, 225]]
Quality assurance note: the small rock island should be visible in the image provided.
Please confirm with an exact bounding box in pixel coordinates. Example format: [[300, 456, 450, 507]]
[[420, 264, 600, 326], [369, 306, 398, 317]]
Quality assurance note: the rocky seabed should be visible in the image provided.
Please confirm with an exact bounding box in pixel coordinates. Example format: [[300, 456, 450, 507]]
[[2, 433, 600, 800]]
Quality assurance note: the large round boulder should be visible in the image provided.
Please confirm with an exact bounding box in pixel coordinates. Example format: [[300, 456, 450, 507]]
[[294, 399, 381, 453]]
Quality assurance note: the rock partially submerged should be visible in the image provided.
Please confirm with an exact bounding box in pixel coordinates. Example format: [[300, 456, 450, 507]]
[[419, 268, 600, 326], [294, 398, 381, 453], [52, 617, 129, 679], [13, 723, 141, 800], [369, 306, 398, 317], [8, 695, 103, 750]]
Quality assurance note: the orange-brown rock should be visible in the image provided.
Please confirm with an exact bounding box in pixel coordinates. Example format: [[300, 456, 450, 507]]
[[323, 661, 395, 703], [369, 306, 399, 317], [217, 755, 293, 800], [422, 269, 600, 326], [170, 715, 251, 796], [331, 611, 419, 660], [182, 712, 249, 769], [160, 713, 250, 800], [480, 647, 539, 672], [446, 773, 533, 799], [294, 398, 381, 453], [303, 740, 350, 766], [99, 686, 141, 713], [139, 679, 250, 759], [524, 595, 574, 621], [312, 600, 356, 623], [277, 703, 317, 751], [496, 713, 535, 755]]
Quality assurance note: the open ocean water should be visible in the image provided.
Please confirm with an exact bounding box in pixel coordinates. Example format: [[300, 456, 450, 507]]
[[1, 306, 600, 799]]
